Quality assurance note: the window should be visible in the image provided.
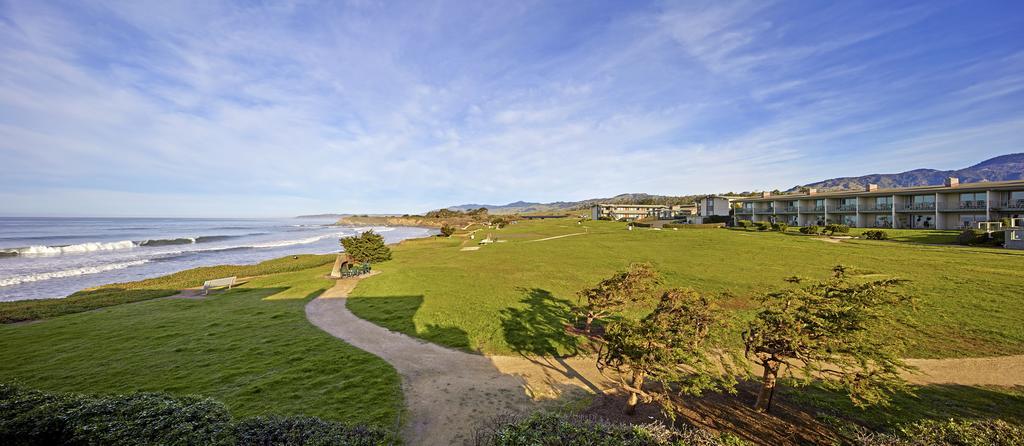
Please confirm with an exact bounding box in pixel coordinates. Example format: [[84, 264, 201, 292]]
[[1012, 191, 1024, 200], [874, 215, 891, 228], [913, 195, 935, 204], [875, 196, 892, 205], [842, 215, 856, 226], [959, 214, 986, 229]]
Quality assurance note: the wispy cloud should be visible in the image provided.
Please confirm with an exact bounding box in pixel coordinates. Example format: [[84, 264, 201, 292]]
[[0, 0, 1022, 216]]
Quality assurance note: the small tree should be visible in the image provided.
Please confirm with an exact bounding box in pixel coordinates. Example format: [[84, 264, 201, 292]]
[[439, 225, 455, 237], [597, 289, 735, 416], [577, 263, 659, 333], [742, 266, 914, 413], [339, 231, 392, 263], [823, 223, 850, 236]]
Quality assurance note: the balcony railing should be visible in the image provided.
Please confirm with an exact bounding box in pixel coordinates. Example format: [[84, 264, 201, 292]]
[[776, 206, 799, 213], [938, 201, 988, 211], [800, 206, 825, 213], [897, 202, 936, 211], [833, 204, 857, 212], [862, 203, 892, 212], [754, 207, 775, 214], [994, 200, 1024, 210], [737, 208, 753, 214]]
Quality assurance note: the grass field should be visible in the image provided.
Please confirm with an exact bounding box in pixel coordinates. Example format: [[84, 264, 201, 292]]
[[0, 260, 403, 430], [347, 218, 1024, 358]]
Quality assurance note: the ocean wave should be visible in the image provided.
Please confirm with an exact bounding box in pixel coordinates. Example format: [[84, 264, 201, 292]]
[[0, 260, 150, 287], [139, 237, 195, 247], [7, 240, 137, 256], [247, 232, 342, 249]]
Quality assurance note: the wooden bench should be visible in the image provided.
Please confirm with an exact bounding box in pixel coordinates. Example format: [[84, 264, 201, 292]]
[[202, 276, 237, 295]]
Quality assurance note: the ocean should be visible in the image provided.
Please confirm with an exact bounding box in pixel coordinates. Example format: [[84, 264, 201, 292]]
[[0, 217, 434, 301]]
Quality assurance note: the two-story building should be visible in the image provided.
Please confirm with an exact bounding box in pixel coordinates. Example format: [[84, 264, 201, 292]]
[[733, 178, 1024, 230]]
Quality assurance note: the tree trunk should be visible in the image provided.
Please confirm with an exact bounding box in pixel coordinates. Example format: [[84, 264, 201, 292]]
[[754, 361, 780, 412], [585, 315, 595, 332], [329, 254, 344, 279], [625, 371, 645, 415]]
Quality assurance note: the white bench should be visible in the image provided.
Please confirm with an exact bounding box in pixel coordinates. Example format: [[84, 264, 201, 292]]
[[202, 277, 237, 295]]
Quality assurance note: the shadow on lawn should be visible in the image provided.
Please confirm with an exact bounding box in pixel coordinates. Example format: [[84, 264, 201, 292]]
[[347, 294, 473, 351], [500, 288, 579, 357]]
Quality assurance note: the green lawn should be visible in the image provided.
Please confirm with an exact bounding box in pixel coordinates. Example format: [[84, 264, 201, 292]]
[[347, 218, 1024, 358], [0, 260, 402, 430]]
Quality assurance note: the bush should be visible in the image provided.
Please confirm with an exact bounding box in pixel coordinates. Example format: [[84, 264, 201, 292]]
[[957, 229, 980, 245], [662, 223, 725, 229], [439, 224, 455, 237], [852, 419, 1024, 446], [702, 215, 731, 224], [799, 226, 820, 235], [0, 384, 387, 446], [340, 231, 392, 263], [754, 222, 771, 231], [736, 220, 753, 228], [823, 224, 850, 235], [862, 230, 888, 240], [631, 222, 652, 228], [771, 223, 788, 232], [474, 412, 747, 446]]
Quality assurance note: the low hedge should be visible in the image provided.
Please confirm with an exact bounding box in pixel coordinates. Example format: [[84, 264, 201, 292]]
[[771, 223, 788, 232], [853, 419, 1024, 446], [799, 226, 820, 235], [474, 412, 746, 446], [662, 223, 725, 229], [823, 224, 850, 235], [736, 220, 753, 228], [861, 230, 888, 240], [754, 222, 771, 231], [0, 383, 387, 446]]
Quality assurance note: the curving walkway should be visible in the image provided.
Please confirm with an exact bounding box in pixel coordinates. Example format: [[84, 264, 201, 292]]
[[305, 274, 614, 445], [306, 275, 1024, 445]]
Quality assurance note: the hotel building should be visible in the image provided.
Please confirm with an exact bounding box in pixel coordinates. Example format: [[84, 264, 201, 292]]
[[734, 178, 1024, 230], [591, 203, 697, 222]]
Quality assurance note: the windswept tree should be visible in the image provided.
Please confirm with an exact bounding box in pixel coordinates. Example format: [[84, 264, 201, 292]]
[[742, 265, 915, 413], [577, 263, 659, 333], [597, 288, 736, 416], [339, 230, 392, 264], [439, 224, 455, 237]]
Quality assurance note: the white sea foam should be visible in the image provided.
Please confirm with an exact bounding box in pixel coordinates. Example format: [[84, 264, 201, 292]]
[[17, 240, 137, 256], [247, 232, 343, 249], [0, 260, 150, 287]]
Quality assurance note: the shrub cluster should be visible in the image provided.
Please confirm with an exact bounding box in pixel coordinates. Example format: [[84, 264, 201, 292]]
[[852, 419, 1024, 446], [799, 226, 820, 235], [701, 215, 731, 224], [754, 222, 771, 231], [824, 224, 850, 235], [0, 384, 387, 446], [340, 231, 392, 263], [862, 230, 888, 240], [474, 412, 746, 446], [736, 220, 753, 228], [662, 223, 725, 229], [957, 229, 1005, 247], [771, 223, 788, 232], [439, 224, 456, 237]]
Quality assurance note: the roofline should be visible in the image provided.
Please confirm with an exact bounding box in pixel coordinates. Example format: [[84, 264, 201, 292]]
[[734, 180, 1024, 202]]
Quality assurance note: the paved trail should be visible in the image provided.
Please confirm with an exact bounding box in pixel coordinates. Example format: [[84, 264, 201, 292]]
[[305, 274, 614, 446], [305, 275, 1024, 445]]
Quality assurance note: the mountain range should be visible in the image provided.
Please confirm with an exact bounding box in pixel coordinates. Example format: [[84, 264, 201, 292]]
[[450, 153, 1023, 214]]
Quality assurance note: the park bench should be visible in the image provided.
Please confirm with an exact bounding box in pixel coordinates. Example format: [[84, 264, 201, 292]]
[[202, 276, 237, 295]]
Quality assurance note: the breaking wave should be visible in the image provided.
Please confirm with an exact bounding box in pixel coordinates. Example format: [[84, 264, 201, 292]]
[[5, 240, 137, 256], [0, 260, 151, 288]]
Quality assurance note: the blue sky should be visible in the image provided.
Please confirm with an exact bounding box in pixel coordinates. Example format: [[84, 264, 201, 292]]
[[1, 0, 1022, 217]]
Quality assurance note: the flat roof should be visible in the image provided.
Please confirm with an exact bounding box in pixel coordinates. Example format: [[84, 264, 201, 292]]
[[595, 203, 670, 208], [736, 179, 1024, 202]]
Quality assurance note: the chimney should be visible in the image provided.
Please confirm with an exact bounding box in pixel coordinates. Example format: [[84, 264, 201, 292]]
[[761, 191, 771, 198], [807, 188, 818, 195], [944, 177, 959, 187], [866, 183, 878, 192]]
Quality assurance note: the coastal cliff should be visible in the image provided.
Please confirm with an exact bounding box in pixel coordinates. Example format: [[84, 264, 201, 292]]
[[336, 215, 474, 228]]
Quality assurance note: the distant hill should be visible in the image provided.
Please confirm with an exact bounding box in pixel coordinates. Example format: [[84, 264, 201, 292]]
[[450, 193, 714, 215], [791, 153, 1024, 192]]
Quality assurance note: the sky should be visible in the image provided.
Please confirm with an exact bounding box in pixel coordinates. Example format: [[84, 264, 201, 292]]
[[1, 0, 1023, 217]]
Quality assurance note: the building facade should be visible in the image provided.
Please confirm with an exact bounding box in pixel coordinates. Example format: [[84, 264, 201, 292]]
[[591, 204, 695, 222], [734, 178, 1024, 230], [695, 195, 739, 224]]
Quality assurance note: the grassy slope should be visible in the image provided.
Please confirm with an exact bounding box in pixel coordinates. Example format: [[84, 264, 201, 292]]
[[0, 254, 336, 323], [0, 261, 402, 430], [347, 219, 1024, 358]]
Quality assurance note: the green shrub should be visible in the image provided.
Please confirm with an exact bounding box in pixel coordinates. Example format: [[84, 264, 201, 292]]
[[736, 220, 753, 228], [1001, 217, 1013, 228], [799, 226, 820, 235], [662, 223, 725, 229], [340, 231, 392, 263], [771, 223, 788, 232], [853, 418, 1024, 446], [862, 230, 888, 240], [439, 224, 455, 237], [702, 215, 731, 224], [474, 412, 747, 446], [957, 229, 981, 245], [0, 384, 387, 446], [823, 224, 850, 235], [754, 222, 771, 231]]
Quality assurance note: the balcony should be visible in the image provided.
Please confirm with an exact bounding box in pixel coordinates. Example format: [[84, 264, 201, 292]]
[[861, 203, 892, 212], [994, 200, 1024, 211], [800, 206, 825, 213], [754, 207, 775, 214], [737, 208, 753, 214], [897, 202, 936, 212], [938, 201, 988, 211], [832, 204, 857, 212], [776, 206, 799, 213]]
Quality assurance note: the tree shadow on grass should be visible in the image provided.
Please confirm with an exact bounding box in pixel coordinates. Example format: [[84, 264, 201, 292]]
[[346, 294, 473, 351]]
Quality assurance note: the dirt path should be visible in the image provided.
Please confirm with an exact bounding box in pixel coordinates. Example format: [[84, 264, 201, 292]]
[[305, 275, 615, 446], [306, 275, 1024, 445], [527, 232, 587, 242]]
